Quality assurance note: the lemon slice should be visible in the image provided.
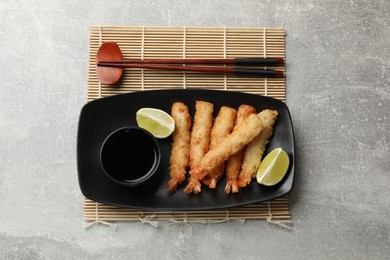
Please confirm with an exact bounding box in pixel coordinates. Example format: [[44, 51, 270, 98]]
[[256, 148, 290, 186], [136, 108, 175, 138]]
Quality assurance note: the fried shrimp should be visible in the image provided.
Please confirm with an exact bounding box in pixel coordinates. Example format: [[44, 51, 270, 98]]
[[183, 101, 213, 193], [224, 105, 256, 193], [203, 106, 237, 189], [185, 113, 263, 194], [237, 109, 278, 188], [166, 102, 192, 193]]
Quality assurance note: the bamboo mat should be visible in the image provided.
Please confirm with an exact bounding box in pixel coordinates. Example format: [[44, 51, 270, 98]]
[[84, 26, 290, 225]]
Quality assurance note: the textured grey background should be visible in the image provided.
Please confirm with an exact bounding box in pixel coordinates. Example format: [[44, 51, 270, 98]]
[[1, 0, 389, 259]]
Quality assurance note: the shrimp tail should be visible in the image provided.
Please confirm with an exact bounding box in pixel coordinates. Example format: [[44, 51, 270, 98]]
[[224, 179, 239, 193], [202, 175, 218, 189], [184, 178, 202, 194], [184, 167, 208, 193], [208, 179, 217, 189], [224, 182, 232, 193], [237, 177, 251, 188], [231, 181, 239, 193], [165, 179, 179, 193]]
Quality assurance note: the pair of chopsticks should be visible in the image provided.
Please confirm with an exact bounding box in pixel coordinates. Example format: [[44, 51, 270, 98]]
[[97, 57, 285, 78], [96, 42, 285, 84]]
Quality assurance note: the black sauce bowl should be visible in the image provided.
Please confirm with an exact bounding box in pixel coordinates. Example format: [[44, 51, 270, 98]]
[[100, 126, 161, 187]]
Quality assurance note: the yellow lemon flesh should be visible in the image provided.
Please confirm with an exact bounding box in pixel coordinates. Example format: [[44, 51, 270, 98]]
[[136, 108, 175, 138], [256, 148, 290, 186]]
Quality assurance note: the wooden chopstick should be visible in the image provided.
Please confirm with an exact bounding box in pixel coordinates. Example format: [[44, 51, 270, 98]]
[[97, 63, 284, 77], [98, 57, 284, 66]]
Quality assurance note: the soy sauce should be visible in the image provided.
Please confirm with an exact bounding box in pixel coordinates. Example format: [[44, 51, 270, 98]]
[[101, 127, 160, 183]]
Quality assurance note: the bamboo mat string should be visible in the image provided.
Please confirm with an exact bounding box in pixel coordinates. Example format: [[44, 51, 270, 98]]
[[141, 26, 145, 91], [168, 212, 237, 238], [263, 27, 268, 96], [182, 26, 187, 89], [267, 201, 272, 220], [98, 26, 102, 98], [223, 26, 227, 91], [167, 217, 244, 239], [137, 210, 159, 227], [168, 213, 194, 238], [139, 214, 159, 227], [266, 201, 292, 230], [182, 213, 194, 238], [226, 209, 230, 221]]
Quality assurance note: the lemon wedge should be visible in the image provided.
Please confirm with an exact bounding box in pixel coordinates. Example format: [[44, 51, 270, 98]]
[[256, 148, 290, 186], [136, 108, 175, 138]]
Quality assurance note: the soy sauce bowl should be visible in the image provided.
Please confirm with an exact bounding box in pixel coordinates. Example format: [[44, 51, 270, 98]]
[[100, 126, 161, 187]]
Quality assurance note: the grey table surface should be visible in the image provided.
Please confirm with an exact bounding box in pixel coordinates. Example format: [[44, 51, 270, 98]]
[[1, 0, 389, 259]]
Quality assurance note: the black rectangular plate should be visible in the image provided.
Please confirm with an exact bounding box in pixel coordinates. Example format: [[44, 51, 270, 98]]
[[77, 89, 295, 211]]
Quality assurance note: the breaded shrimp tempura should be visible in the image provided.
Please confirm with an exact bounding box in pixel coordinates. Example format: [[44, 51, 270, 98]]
[[166, 102, 191, 193], [183, 101, 213, 193], [237, 109, 278, 188], [184, 113, 263, 194], [224, 105, 256, 193], [203, 106, 237, 189]]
